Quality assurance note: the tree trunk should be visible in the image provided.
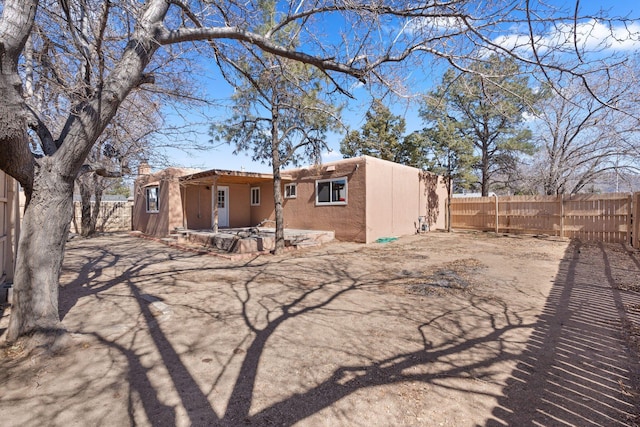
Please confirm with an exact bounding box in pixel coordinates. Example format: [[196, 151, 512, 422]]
[[272, 168, 285, 254], [271, 106, 285, 254], [1, 0, 167, 344], [481, 144, 490, 197], [6, 162, 74, 341]]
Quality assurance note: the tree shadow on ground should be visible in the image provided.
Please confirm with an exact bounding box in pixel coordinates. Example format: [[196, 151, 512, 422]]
[[485, 241, 640, 426], [40, 235, 640, 426], [53, 236, 544, 426]]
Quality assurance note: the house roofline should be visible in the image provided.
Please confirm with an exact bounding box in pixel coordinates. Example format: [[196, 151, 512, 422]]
[[179, 168, 292, 185]]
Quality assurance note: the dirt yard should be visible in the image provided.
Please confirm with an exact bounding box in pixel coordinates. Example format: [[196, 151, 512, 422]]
[[1, 231, 639, 426]]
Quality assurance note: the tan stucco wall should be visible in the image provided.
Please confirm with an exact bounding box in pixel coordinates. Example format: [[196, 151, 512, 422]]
[[184, 185, 212, 230], [279, 157, 367, 242], [421, 173, 448, 231], [183, 183, 255, 229], [250, 182, 276, 226], [133, 168, 186, 236], [363, 156, 417, 242], [361, 156, 447, 242], [228, 183, 252, 228]]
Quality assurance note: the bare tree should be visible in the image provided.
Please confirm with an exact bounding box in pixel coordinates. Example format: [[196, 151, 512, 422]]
[[76, 91, 163, 237], [0, 0, 637, 345], [528, 77, 640, 195]]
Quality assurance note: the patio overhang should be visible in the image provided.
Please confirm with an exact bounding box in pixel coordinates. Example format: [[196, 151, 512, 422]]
[[179, 169, 292, 186]]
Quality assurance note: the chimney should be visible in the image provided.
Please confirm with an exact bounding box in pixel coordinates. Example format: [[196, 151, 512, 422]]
[[138, 160, 151, 176]]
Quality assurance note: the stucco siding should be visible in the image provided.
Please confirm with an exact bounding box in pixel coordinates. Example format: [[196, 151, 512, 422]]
[[363, 157, 422, 243], [280, 158, 367, 242], [133, 168, 186, 236], [421, 174, 448, 231], [249, 182, 275, 226], [184, 185, 212, 229], [228, 183, 252, 228]]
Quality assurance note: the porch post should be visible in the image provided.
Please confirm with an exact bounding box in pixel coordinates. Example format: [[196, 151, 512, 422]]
[[213, 177, 219, 233]]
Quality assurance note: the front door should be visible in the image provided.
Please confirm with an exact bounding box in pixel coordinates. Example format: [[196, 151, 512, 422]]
[[213, 186, 229, 228]]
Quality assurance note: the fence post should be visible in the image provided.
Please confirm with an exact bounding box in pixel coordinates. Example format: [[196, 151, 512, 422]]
[[630, 193, 640, 249], [627, 194, 633, 246], [495, 194, 499, 234], [559, 194, 564, 239]]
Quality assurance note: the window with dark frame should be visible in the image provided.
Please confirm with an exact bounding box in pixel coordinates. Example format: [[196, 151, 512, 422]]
[[251, 187, 260, 206], [315, 178, 347, 205]]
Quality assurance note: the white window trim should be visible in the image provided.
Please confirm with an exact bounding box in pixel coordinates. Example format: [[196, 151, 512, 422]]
[[315, 177, 348, 206], [145, 186, 159, 213], [250, 187, 261, 206], [284, 183, 297, 199]]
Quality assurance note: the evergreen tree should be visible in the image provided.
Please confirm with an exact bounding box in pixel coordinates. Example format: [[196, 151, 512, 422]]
[[421, 118, 476, 231], [340, 99, 424, 167], [424, 56, 538, 195], [211, 3, 341, 253]]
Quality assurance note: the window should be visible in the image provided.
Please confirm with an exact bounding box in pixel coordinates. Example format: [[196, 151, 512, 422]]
[[251, 187, 260, 206], [316, 178, 347, 205], [284, 183, 297, 199], [146, 186, 159, 213]]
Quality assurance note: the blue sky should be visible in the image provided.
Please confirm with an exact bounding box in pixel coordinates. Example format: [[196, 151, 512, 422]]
[[154, 0, 639, 174]]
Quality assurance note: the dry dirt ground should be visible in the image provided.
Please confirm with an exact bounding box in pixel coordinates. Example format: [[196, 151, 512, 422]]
[[1, 231, 640, 426]]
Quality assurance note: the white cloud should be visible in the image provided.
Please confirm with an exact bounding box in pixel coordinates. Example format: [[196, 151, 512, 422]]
[[321, 149, 342, 162], [494, 19, 640, 56]]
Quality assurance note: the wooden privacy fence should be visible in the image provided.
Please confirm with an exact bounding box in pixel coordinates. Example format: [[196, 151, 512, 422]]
[[451, 193, 640, 246], [72, 200, 133, 233]]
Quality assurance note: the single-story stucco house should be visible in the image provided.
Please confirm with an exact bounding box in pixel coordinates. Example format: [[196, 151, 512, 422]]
[[132, 155, 448, 244]]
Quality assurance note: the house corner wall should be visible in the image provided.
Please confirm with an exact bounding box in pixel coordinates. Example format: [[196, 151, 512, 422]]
[[419, 173, 448, 231], [133, 168, 185, 237], [364, 156, 423, 243], [281, 158, 367, 242]]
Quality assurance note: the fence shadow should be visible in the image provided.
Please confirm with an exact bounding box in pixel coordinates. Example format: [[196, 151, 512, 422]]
[[485, 241, 640, 426]]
